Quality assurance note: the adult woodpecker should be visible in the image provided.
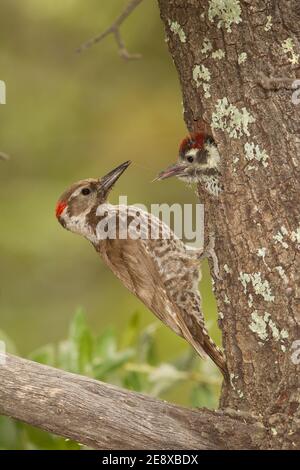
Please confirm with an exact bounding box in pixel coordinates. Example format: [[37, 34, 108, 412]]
[[155, 133, 223, 196], [56, 161, 228, 380]]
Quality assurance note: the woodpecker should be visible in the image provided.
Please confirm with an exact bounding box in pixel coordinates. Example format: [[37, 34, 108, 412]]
[[56, 161, 228, 380], [155, 133, 222, 196]]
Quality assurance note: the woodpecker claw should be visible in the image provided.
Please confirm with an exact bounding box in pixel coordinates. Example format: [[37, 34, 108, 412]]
[[199, 232, 221, 280]]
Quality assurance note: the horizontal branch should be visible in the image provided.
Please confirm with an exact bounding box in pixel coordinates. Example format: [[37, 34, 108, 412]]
[[0, 354, 265, 449]]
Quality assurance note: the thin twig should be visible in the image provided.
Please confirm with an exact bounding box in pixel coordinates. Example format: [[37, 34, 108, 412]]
[[257, 71, 296, 91], [124, 362, 220, 385], [0, 151, 9, 161], [76, 0, 143, 60]]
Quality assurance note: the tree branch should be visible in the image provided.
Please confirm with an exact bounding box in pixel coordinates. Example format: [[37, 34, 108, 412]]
[[257, 71, 297, 91], [76, 0, 143, 60], [0, 354, 265, 449], [0, 152, 9, 161]]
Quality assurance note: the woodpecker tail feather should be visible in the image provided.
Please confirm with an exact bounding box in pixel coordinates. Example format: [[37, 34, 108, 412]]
[[200, 335, 229, 382], [175, 307, 229, 382]]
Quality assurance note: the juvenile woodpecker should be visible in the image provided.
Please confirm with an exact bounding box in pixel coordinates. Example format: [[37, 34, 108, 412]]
[[56, 161, 228, 380], [155, 133, 222, 196]]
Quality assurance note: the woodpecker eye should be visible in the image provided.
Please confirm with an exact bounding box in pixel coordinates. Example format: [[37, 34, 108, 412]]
[[187, 156, 194, 163], [81, 187, 91, 196]]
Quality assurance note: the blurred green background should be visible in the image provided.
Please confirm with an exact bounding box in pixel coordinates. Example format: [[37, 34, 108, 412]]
[[0, 0, 221, 449]]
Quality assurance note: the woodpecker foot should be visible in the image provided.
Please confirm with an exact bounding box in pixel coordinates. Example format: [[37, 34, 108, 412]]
[[199, 233, 221, 280]]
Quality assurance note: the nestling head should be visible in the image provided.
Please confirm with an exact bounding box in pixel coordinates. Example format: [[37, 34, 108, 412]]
[[55, 161, 131, 235], [155, 132, 220, 183]]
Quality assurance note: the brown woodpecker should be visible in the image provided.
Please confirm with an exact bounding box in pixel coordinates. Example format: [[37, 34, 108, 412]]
[[155, 132, 222, 196], [56, 161, 228, 380]]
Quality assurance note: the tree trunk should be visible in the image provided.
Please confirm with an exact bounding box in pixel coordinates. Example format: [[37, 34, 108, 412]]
[[158, 0, 300, 449]]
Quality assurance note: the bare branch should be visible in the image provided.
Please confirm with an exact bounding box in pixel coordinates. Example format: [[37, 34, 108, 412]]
[[0, 353, 265, 449], [76, 0, 143, 60], [257, 71, 296, 91], [0, 151, 9, 161]]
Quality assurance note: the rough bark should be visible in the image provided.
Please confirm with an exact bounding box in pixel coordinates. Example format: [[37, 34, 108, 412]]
[[158, 0, 300, 449], [0, 354, 266, 450]]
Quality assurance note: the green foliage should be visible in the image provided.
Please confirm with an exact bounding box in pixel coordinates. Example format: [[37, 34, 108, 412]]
[[0, 310, 221, 450]]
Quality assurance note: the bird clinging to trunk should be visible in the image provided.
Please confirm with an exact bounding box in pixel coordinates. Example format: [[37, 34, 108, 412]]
[[56, 161, 228, 380], [155, 132, 223, 196]]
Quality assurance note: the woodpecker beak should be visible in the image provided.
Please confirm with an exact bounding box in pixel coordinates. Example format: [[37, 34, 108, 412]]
[[154, 163, 187, 181], [99, 161, 131, 193]]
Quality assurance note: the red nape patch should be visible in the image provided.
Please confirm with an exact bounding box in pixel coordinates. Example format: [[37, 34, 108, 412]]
[[55, 201, 67, 218], [179, 132, 205, 154]]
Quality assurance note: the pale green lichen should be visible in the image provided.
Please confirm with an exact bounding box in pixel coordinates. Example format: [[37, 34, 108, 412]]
[[273, 227, 289, 249], [239, 272, 251, 293], [281, 345, 286, 352], [219, 311, 224, 319], [249, 311, 289, 343], [238, 52, 247, 64], [280, 329, 289, 339], [201, 37, 213, 55], [257, 247, 269, 268], [193, 64, 211, 84], [282, 38, 299, 65], [208, 0, 242, 33], [168, 19, 186, 43], [203, 83, 211, 99], [237, 389, 244, 398], [264, 15, 273, 32], [251, 272, 275, 302], [193, 65, 211, 98], [271, 427, 278, 436], [249, 311, 269, 341], [291, 226, 300, 244], [244, 142, 269, 168], [248, 294, 254, 308], [212, 98, 255, 138], [268, 318, 280, 341], [224, 294, 230, 304], [270, 320, 289, 342], [257, 247, 266, 259], [212, 49, 225, 60], [224, 263, 231, 274], [239, 271, 275, 302], [275, 266, 288, 284], [230, 373, 238, 389]]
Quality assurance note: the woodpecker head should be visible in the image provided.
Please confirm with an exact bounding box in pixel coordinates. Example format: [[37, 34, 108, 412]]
[[56, 161, 131, 237], [155, 133, 222, 195]]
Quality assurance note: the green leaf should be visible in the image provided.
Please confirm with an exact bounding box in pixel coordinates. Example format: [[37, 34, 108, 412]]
[[120, 311, 141, 348], [57, 340, 75, 372], [94, 327, 117, 360], [123, 371, 143, 392], [0, 417, 20, 450], [0, 329, 18, 355], [23, 423, 81, 450], [190, 384, 217, 409], [93, 348, 135, 379], [68, 309, 93, 374], [28, 344, 56, 366], [137, 323, 159, 365]]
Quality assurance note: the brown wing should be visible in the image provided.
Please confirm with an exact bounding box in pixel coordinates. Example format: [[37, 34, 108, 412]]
[[96, 237, 228, 380], [97, 238, 182, 336]]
